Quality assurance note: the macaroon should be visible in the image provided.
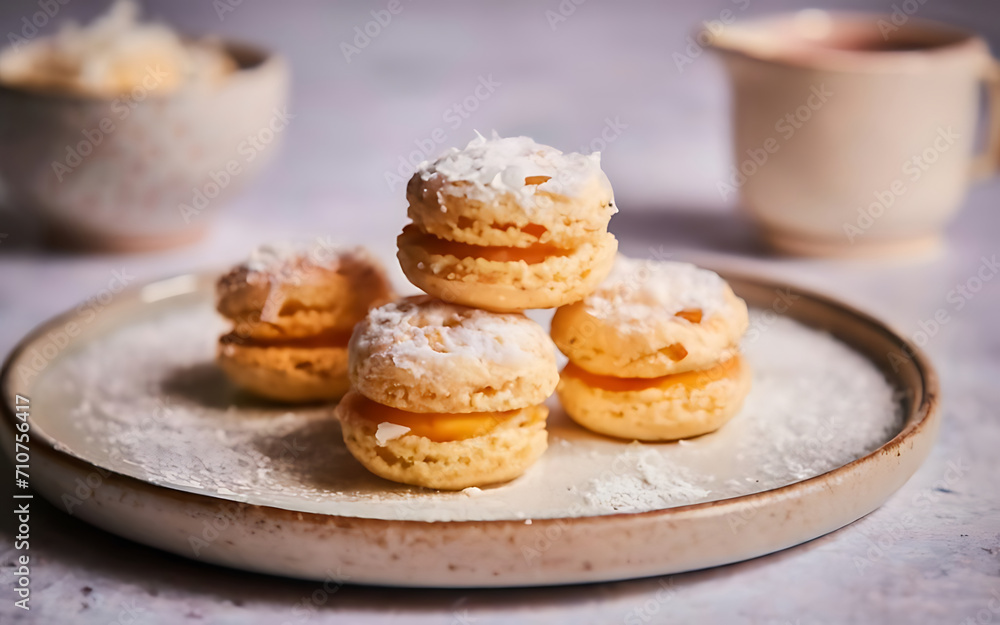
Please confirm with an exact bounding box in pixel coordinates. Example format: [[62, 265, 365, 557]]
[[215, 242, 394, 403], [551, 256, 752, 441], [397, 133, 618, 312], [336, 295, 559, 490]]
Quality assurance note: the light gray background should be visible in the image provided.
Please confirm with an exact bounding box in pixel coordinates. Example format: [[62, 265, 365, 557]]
[[1, 0, 999, 623]]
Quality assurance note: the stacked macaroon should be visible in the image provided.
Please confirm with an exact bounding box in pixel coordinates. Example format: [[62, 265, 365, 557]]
[[337, 134, 618, 489], [215, 243, 394, 403], [551, 257, 752, 441], [396, 132, 618, 312]]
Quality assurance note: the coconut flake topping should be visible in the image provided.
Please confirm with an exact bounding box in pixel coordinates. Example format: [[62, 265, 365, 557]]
[[352, 297, 551, 378], [375, 422, 411, 446], [583, 256, 729, 330], [417, 132, 613, 210]]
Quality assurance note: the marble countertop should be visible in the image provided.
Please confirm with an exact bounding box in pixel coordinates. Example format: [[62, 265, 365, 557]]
[[1, 0, 999, 623]]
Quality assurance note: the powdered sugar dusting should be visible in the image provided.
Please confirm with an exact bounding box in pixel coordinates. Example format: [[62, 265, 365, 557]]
[[246, 241, 312, 274], [27, 289, 903, 523], [584, 256, 729, 328], [352, 297, 551, 378], [418, 132, 613, 210], [223, 240, 381, 322], [244, 239, 371, 278], [582, 444, 712, 512]]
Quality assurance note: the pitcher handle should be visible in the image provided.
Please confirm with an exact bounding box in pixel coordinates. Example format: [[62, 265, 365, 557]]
[[972, 58, 1000, 180]]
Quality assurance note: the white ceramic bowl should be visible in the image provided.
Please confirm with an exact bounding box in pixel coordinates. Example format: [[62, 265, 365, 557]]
[[0, 41, 289, 251]]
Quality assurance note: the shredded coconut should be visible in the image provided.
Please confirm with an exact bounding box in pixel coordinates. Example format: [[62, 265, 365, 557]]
[[583, 256, 729, 328], [244, 238, 367, 277], [417, 132, 613, 210], [0, 0, 233, 97], [374, 422, 411, 447], [582, 444, 712, 512], [354, 297, 548, 378], [228, 239, 378, 322]]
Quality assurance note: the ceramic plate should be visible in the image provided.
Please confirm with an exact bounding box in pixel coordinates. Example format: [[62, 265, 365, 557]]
[[0, 271, 938, 587]]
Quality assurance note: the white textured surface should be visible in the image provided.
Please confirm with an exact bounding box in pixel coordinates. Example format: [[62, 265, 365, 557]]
[[1, 0, 999, 623]]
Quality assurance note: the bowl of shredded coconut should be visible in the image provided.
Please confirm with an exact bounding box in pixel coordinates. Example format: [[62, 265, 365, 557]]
[[0, 0, 289, 251]]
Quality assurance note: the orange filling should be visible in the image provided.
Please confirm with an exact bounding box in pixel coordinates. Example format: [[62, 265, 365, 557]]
[[344, 392, 517, 442], [661, 342, 689, 362], [675, 309, 703, 324], [562, 356, 741, 392], [221, 328, 353, 349], [399, 225, 570, 264]]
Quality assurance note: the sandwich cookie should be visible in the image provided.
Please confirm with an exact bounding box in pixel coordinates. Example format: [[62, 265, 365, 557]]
[[337, 295, 558, 489], [398, 133, 618, 312], [215, 242, 394, 402], [551, 257, 751, 441]]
